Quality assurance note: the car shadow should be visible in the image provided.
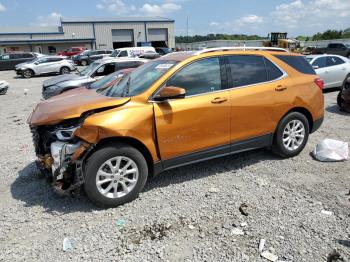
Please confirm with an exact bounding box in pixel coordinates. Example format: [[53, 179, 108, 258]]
[[325, 105, 350, 116], [11, 149, 279, 213], [144, 149, 279, 192], [11, 162, 98, 214]]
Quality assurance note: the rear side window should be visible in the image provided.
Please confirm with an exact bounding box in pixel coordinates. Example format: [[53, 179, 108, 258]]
[[327, 56, 345, 66], [274, 55, 316, 75], [226, 55, 267, 87], [264, 58, 283, 81]]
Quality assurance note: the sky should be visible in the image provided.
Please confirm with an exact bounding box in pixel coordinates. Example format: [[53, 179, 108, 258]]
[[0, 0, 349, 37]]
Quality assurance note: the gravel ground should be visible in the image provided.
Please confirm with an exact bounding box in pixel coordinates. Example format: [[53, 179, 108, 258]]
[[0, 70, 349, 262]]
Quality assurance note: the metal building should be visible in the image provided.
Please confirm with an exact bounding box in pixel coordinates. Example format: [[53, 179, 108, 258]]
[[0, 17, 175, 54]]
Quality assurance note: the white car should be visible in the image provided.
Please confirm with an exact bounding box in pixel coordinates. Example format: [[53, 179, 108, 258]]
[[306, 54, 350, 89], [109, 46, 156, 58], [0, 80, 9, 95], [15, 56, 76, 78]]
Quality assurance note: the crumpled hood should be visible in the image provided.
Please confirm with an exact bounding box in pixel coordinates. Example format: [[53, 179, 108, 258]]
[[43, 73, 90, 88], [28, 87, 130, 126]]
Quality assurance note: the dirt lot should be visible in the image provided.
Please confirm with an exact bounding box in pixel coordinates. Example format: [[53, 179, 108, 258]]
[[0, 70, 349, 262]]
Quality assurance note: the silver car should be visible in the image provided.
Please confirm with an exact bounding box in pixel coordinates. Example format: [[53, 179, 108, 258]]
[[42, 57, 148, 99], [15, 56, 76, 78], [306, 54, 350, 89]]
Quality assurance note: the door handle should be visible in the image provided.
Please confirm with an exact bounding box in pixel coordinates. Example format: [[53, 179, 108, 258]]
[[211, 97, 228, 103], [275, 85, 287, 92]]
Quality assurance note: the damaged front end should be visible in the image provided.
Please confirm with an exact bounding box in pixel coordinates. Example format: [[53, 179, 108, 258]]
[[30, 119, 93, 195]]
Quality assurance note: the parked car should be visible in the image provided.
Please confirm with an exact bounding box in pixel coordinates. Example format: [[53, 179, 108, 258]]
[[155, 47, 173, 55], [58, 47, 86, 57], [15, 56, 76, 78], [88, 68, 134, 90], [337, 75, 350, 112], [0, 52, 38, 71], [306, 54, 350, 89], [110, 47, 156, 58], [42, 57, 147, 99], [28, 48, 324, 207], [72, 49, 113, 66], [0, 80, 9, 95], [139, 51, 161, 60], [314, 43, 350, 58]]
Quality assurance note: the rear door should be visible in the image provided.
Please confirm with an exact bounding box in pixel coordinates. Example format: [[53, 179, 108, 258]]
[[154, 57, 231, 165], [325, 56, 347, 87], [226, 55, 287, 145]]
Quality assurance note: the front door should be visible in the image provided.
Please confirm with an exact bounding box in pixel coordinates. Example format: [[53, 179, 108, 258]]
[[153, 57, 231, 167]]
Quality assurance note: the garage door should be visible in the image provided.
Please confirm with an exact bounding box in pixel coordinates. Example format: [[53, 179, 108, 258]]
[[148, 29, 168, 42], [112, 29, 134, 42]]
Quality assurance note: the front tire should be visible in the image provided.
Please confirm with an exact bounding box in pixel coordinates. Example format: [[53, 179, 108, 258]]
[[272, 112, 309, 158], [22, 69, 33, 78], [60, 67, 70, 75], [80, 60, 88, 66], [84, 143, 148, 208]]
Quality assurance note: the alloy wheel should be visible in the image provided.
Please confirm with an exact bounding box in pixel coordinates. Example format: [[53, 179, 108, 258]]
[[95, 156, 139, 199], [282, 119, 305, 151], [61, 68, 70, 74]]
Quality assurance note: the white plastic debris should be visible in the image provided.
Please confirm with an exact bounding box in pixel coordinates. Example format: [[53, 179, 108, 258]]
[[321, 210, 333, 216], [231, 228, 244, 235], [312, 139, 348, 162], [240, 222, 248, 227], [261, 251, 278, 262], [62, 237, 73, 251], [188, 225, 195, 230], [259, 239, 266, 252]]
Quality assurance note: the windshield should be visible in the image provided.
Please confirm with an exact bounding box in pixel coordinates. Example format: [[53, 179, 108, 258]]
[[88, 70, 125, 89], [79, 61, 100, 76], [98, 60, 178, 97], [110, 50, 120, 57], [79, 50, 90, 56]]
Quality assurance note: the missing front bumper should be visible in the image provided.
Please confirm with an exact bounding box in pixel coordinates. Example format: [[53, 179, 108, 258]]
[[36, 140, 92, 194]]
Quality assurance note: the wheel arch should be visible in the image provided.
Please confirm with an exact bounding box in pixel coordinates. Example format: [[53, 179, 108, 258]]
[[86, 136, 156, 177], [277, 107, 314, 134]]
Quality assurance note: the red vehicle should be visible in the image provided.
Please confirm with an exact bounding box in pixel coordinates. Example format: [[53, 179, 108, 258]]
[[57, 47, 86, 57]]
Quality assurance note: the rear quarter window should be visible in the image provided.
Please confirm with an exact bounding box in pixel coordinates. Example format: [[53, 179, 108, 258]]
[[274, 55, 316, 75]]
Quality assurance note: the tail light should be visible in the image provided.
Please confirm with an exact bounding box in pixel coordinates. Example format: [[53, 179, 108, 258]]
[[314, 78, 324, 90]]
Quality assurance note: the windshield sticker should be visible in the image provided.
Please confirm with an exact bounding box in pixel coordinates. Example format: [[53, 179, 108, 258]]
[[155, 64, 174, 69]]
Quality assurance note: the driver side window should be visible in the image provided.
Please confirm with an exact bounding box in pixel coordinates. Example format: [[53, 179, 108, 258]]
[[166, 57, 222, 96], [312, 57, 327, 68]]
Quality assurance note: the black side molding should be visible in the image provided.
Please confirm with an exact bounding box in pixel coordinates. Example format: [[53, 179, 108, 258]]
[[153, 133, 273, 175]]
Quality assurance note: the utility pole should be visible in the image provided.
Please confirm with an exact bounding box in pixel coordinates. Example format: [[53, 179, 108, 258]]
[[186, 16, 189, 40]]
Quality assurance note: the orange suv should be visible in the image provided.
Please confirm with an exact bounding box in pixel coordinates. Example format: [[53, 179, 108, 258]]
[[28, 47, 324, 207]]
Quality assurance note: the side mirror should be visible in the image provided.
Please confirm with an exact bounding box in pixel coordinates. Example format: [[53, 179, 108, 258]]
[[312, 65, 319, 69], [154, 86, 186, 101], [34, 62, 39, 65]]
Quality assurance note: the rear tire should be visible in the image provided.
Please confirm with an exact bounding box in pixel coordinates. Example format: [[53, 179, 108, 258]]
[[22, 69, 33, 78], [272, 112, 309, 158], [84, 143, 148, 208], [337, 92, 344, 108], [60, 66, 70, 75]]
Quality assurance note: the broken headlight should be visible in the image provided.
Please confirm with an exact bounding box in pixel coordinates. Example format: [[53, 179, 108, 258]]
[[55, 126, 79, 141]]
